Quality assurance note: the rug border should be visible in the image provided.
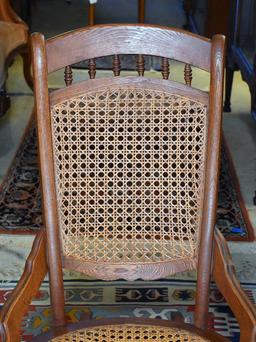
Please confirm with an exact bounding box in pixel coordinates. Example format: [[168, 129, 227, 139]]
[[0, 110, 38, 235], [221, 133, 255, 241]]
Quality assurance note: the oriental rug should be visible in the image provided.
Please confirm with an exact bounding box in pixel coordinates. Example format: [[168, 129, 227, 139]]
[[0, 117, 254, 241], [0, 279, 254, 341]]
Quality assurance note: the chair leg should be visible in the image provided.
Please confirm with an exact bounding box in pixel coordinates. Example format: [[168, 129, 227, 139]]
[[251, 55, 256, 120], [251, 91, 256, 120], [253, 191, 256, 206], [183, 0, 192, 30], [138, 0, 145, 23], [0, 85, 10, 117], [223, 65, 235, 112], [88, 3, 95, 26], [21, 51, 33, 90]]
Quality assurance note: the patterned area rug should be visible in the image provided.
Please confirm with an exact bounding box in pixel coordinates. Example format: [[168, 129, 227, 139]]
[[0, 279, 254, 341], [0, 117, 254, 240]]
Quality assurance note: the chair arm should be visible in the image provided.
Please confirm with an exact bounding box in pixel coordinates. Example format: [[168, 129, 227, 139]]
[[0, 229, 48, 342], [213, 229, 256, 342]]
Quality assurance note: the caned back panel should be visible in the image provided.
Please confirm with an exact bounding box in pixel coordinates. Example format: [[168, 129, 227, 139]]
[[50, 77, 208, 280]]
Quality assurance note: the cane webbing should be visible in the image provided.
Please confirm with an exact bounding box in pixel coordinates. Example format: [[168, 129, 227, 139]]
[[50, 324, 209, 341], [51, 87, 207, 268]]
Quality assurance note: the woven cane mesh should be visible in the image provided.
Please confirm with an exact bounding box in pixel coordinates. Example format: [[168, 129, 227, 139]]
[[51, 87, 207, 265], [50, 324, 209, 341]]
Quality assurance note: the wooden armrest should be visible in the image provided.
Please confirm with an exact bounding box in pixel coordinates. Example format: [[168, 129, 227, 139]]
[[213, 229, 256, 342], [0, 229, 47, 342]]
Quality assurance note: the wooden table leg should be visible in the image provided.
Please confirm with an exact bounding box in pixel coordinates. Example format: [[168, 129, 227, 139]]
[[138, 0, 145, 23], [0, 84, 10, 117], [223, 65, 235, 112], [88, 3, 95, 26]]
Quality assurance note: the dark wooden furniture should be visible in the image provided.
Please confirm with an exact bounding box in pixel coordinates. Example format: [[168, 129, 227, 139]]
[[88, 0, 145, 25], [183, 0, 231, 37], [224, 0, 256, 206], [0, 24, 255, 342], [0, 0, 33, 116], [10, 0, 34, 27], [224, 0, 256, 120]]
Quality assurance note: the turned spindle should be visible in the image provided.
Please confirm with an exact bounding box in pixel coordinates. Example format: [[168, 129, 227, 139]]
[[161, 58, 170, 80], [88, 59, 96, 79], [64, 65, 73, 86], [137, 54, 145, 76], [184, 63, 192, 86], [113, 54, 121, 76]]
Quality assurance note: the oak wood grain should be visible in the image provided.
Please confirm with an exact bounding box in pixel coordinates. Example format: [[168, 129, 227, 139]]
[[46, 24, 211, 73], [63, 256, 197, 281], [194, 34, 225, 329], [31, 33, 66, 329]]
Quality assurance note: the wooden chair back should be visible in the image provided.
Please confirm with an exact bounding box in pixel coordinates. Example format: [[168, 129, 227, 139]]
[[31, 24, 225, 330]]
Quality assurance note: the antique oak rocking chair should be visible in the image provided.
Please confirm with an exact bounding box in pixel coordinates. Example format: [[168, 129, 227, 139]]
[[0, 24, 256, 342]]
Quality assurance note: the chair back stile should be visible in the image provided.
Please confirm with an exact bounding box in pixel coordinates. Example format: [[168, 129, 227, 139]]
[[31, 34, 66, 328], [194, 35, 225, 329], [31, 24, 225, 332]]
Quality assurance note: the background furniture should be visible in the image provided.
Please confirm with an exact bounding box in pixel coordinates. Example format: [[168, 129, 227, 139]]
[[223, 0, 256, 120], [88, 0, 145, 25], [72, 0, 184, 70], [223, 0, 256, 205], [184, 1, 256, 208], [183, 0, 231, 37], [0, 0, 32, 117], [10, 0, 33, 27]]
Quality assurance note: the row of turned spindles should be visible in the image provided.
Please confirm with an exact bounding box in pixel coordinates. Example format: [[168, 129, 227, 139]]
[[64, 56, 192, 86]]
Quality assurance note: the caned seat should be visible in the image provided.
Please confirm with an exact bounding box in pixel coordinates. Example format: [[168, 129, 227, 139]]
[[1, 24, 255, 342], [50, 324, 210, 342], [33, 318, 226, 341]]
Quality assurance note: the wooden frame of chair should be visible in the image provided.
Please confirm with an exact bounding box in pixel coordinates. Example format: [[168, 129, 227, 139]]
[[34, 23, 223, 329], [0, 24, 255, 342]]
